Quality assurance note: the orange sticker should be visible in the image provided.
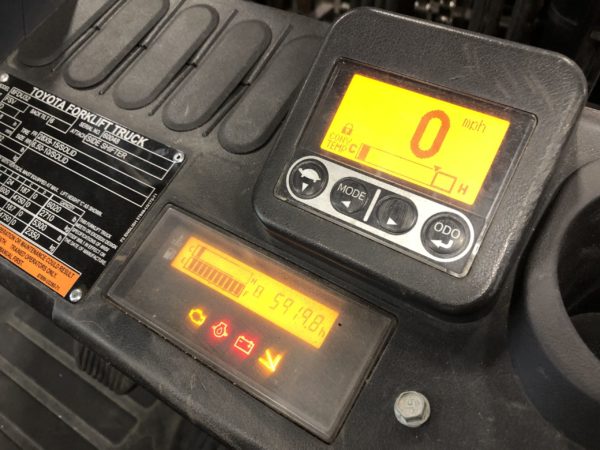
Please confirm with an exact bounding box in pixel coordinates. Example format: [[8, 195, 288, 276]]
[[0, 224, 80, 296]]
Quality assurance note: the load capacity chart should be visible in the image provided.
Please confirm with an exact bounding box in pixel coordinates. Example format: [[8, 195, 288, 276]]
[[0, 165, 85, 254], [0, 74, 182, 298]]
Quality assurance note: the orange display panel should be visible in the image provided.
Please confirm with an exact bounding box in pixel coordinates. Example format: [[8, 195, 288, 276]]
[[320, 74, 511, 205], [171, 236, 339, 348], [109, 208, 394, 441]]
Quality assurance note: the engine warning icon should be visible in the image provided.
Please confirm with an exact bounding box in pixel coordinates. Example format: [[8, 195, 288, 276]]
[[188, 308, 207, 328]]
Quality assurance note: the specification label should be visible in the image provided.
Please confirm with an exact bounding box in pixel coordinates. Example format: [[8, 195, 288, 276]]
[[0, 75, 182, 297]]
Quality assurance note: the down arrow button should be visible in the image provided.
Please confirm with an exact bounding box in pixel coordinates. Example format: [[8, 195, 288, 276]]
[[289, 159, 328, 199]]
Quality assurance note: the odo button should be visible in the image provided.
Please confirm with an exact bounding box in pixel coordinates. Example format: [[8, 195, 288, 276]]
[[422, 214, 470, 257], [289, 159, 328, 199], [331, 178, 370, 214]]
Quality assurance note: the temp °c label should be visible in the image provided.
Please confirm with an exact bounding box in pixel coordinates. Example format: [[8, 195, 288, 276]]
[[0, 75, 182, 298]]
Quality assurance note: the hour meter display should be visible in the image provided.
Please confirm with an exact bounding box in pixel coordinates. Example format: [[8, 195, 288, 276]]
[[171, 236, 339, 348], [109, 208, 392, 441]]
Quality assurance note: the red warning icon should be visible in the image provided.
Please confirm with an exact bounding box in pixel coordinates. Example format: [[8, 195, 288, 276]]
[[233, 336, 255, 356], [211, 321, 229, 339]]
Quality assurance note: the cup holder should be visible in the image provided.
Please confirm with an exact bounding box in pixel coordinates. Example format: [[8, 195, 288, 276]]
[[558, 198, 600, 358], [510, 159, 600, 448]]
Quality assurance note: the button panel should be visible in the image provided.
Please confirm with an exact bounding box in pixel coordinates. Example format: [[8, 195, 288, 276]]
[[285, 156, 478, 269]]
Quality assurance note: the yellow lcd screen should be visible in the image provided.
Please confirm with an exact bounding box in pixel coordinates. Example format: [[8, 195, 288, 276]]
[[171, 236, 339, 349], [320, 74, 511, 205]]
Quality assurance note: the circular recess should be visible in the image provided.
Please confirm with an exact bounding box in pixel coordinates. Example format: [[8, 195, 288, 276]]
[[510, 159, 600, 449]]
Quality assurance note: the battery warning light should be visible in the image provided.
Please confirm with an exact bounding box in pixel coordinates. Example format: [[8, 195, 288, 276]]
[[233, 336, 255, 356], [258, 349, 284, 374], [212, 321, 229, 338], [188, 308, 207, 327]]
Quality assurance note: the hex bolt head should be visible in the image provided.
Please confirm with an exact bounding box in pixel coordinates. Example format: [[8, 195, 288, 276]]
[[394, 391, 431, 428], [0, 73, 8, 83], [173, 151, 185, 163], [69, 288, 84, 303]]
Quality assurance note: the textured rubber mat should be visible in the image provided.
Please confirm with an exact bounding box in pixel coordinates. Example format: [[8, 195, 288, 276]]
[[0, 289, 227, 450]]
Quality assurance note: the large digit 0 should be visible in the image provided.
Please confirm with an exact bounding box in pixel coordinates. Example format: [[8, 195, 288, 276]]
[[410, 110, 450, 158]]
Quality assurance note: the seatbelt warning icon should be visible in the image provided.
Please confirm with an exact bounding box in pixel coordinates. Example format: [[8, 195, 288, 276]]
[[258, 349, 284, 374]]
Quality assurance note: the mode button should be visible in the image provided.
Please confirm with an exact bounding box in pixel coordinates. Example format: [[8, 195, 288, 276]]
[[331, 178, 370, 214]]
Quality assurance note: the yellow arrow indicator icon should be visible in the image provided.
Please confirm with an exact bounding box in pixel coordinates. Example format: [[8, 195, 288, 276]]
[[258, 349, 283, 374]]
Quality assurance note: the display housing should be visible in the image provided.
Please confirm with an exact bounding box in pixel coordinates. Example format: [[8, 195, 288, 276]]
[[109, 208, 393, 441], [273, 60, 537, 276]]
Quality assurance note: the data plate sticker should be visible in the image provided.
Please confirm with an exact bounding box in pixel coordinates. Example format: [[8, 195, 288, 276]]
[[0, 75, 182, 298]]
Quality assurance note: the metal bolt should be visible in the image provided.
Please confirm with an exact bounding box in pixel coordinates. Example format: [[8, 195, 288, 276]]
[[69, 288, 84, 303], [0, 73, 8, 83], [394, 391, 431, 428], [173, 151, 185, 163]]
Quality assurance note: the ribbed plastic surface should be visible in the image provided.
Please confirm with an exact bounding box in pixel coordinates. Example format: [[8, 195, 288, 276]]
[[0, 289, 227, 450]]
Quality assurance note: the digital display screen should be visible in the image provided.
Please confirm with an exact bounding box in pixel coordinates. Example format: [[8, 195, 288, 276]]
[[109, 208, 392, 441], [171, 236, 339, 348], [320, 74, 511, 205]]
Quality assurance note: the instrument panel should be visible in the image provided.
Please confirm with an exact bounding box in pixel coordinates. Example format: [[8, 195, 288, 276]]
[[0, 2, 589, 448], [276, 60, 536, 276]]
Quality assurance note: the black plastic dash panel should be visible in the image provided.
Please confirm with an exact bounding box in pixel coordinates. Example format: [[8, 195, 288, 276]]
[[219, 35, 322, 154], [64, 0, 169, 89], [163, 20, 272, 131], [114, 5, 219, 110], [18, 0, 119, 67]]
